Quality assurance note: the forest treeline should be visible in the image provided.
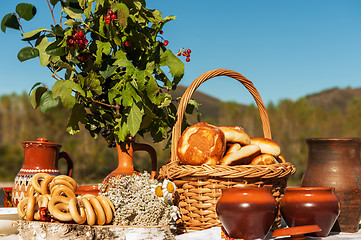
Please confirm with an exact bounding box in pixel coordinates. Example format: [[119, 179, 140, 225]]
[[1, 91, 361, 185]]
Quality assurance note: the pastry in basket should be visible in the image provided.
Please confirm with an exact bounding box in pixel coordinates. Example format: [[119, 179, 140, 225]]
[[220, 144, 261, 166], [218, 126, 251, 145], [250, 137, 281, 157], [177, 122, 226, 165], [250, 154, 278, 165], [276, 154, 286, 163]]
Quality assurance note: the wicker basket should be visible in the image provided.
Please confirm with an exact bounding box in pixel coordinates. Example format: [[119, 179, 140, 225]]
[[159, 69, 296, 232]]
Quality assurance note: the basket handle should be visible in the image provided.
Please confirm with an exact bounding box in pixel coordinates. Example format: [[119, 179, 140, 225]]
[[170, 69, 272, 162]]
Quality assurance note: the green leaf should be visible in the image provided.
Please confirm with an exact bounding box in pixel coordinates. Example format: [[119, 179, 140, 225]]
[[64, 19, 76, 26], [115, 117, 130, 142], [99, 65, 117, 79], [30, 86, 47, 109], [63, 2, 83, 20], [16, 3, 36, 21], [1, 13, 20, 32], [52, 80, 77, 109], [66, 103, 87, 135], [128, 104, 142, 136], [95, 41, 112, 65], [52, 25, 64, 37], [46, 40, 66, 56], [22, 28, 47, 40], [159, 49, 184, 86], [35, 37, 51, 66], [50, 0, 61, 6], [17, 47, 39, 62], [39, 91, 59, 113], [113, 3, 129, 28]]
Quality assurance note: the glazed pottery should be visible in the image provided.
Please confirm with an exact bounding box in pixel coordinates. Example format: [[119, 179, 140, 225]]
[[75, 185, 99, 196], [102, 138, 158, 184], [216, 187, 277, 240], [301, 138, 361, 233], [280, 187, 340, 237], [12, 138, 73, 206]]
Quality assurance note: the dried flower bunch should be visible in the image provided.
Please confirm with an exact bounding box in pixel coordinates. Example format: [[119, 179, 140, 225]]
[[98, 172, 180, 226]]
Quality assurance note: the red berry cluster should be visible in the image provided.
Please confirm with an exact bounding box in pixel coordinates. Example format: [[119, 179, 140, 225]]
[[105, 10, 116, 25], [177, 48, 192, 62], [68, 31, 88, 49], [77, 54, 90, 62], [160, 40, 169, 46]]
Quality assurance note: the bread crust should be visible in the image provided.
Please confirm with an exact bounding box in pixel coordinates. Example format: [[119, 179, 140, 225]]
[[250, 154, 278, 165], [220, 144, 261, 166], [250, 137, 281, 157], [177, 122, 226, 165], [218, 126, 251, 145]]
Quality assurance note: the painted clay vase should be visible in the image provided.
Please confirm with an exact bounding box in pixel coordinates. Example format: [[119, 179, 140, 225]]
[[280, 187, 340, 237], [12, 138, 73, 206], [301, 138, 361, 233], [216, 187, 278, 240], [102, 138, 158, 184], [75, 185, 99, 196]]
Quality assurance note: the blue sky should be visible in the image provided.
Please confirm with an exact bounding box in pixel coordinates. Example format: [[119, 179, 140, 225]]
[[1, 0, 360, 105]]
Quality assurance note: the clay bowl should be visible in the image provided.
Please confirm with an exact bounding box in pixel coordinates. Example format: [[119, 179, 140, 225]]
[[280, 187, 340, 237], [75, 185, 99, 196]]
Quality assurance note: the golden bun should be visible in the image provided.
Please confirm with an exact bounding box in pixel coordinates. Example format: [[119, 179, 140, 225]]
[[220, 144, 261, 166], [218, 126, 251, 145], [250, 137, 281, 157], [250, 154, 278, 165], [177, 122, 226, 165]]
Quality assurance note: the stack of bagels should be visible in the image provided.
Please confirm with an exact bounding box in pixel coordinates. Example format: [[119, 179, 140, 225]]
[[177, 122, 286, 166], [17, 173, 115, 226]]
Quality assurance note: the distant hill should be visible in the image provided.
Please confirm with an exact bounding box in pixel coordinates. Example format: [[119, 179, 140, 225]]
[[305, 87, 361, 111]]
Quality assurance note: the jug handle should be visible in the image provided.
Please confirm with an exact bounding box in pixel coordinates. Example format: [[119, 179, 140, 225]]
[[59, 151, 74, 177], [133, 143, 157, 179]]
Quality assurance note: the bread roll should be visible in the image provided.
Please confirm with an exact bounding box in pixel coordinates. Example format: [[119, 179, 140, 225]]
[[177, 122, 226, 165], [220, 144, 261, 166], [250, 137, 281, 157], [276, 154, 286, 163], [218, 126, 251, 145], [250, 154, 278, 165]]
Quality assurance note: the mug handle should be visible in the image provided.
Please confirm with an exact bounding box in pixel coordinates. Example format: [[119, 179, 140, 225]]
[[59, 151, 73, 176], [133, 143, 157, 179]]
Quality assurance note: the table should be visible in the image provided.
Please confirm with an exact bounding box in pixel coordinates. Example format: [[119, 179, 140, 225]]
[[2, 225, 361, 239]]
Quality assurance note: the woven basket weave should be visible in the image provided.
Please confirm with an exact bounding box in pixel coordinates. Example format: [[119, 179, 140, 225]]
[[159, 69, 296, 232]]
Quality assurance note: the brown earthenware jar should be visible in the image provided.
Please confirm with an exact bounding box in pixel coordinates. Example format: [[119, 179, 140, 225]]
[[301, 138, 361, 233], [75, 185, 99, 196], [216, 186, 277, 240], [12, 138, 73, 206], [280, 187, 340, 237]]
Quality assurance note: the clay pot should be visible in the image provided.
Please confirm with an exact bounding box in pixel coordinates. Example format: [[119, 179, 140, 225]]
[[280, 187, 340, 237], [102, 139, 158, 184], [216, 187, 278, 240], [12, 138, 73, 206], [75, 185, 99, 196], [301, 138, 361, 233]]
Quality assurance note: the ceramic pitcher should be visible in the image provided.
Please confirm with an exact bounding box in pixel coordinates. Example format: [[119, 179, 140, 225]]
[[12, 138, 73, 206], [301, 138, 361, 233]]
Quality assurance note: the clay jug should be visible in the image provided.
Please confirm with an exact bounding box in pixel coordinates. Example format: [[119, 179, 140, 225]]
[[216, 187, 278, 240], [301, 138, 361, 233], [102, 138, 158, 184], [12, 138, 73, 206], [280, 187, 340, 237]]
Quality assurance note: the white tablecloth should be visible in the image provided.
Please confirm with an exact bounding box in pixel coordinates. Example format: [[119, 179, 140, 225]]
[[2, 226, 361, 239]]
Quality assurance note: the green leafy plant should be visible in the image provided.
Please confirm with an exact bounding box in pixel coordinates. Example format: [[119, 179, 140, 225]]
[[2, 0, 188, 147]]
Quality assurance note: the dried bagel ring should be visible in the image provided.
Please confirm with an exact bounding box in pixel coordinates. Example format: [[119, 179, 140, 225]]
[[26, 185, 37, 197], [81, 197, 96, 226], [31, 173, 50, 193], [17, 196, 36, 221], [48, 196, 72, 222], [69, 197, 86, 224], [52, 202, 72, 222], [101, 195, 115, 213], [88, 196, 106, 225], [51, 185, 76, 199], [50, 179, 75, 193], [53, 175, 77, 191], [40, 175, 55, 195], [96, 196, 114, 224]]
